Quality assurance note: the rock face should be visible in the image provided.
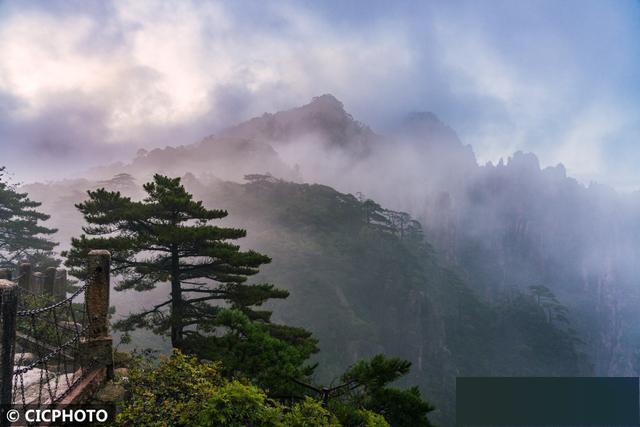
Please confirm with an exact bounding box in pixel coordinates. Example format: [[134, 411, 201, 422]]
[[450, 150, 640, 377]]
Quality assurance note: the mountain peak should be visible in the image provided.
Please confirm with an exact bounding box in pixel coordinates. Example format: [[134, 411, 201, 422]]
[[508, 151, 541, 172], [308, 94, 345, 112], [292, 93, 351, 124], [217, 94, 375, 153]]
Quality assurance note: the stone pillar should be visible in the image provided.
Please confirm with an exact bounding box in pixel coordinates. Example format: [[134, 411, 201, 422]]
[[45, 267, 56, 296], [32, 272, 44, 294], [0, 279, 17, 408], [18, 264, 32, 292], [82, 250, 113, 379], [54, 269, 67, 300]]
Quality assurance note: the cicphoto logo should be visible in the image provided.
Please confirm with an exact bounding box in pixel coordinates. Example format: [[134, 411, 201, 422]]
[[1, 405, 114, 426], [24, 408, 108, 423]]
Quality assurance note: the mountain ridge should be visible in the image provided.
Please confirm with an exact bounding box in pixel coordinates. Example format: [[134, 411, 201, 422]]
[[27, 93, 640, 387]]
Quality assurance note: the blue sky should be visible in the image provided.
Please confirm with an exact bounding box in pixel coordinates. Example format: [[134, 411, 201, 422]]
[[0, 0, 639, 189]]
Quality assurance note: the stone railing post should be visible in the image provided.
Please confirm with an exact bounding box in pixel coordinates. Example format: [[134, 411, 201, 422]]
[[0, 279, 17, 409], [54, 269, 67, 300], [32, 272, 44, 294], [82, 250, 114, 379], [45, 267, 56, 296], [18, 263, 32, 292]]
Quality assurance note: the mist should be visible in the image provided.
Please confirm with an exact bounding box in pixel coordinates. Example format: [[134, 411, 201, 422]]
[[2, 0, 640, 186], [3, 2, 640, 425], [15, 89, 640, 379]]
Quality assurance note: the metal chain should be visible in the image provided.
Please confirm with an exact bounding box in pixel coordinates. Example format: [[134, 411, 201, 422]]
[[13, 323, 89, 375], [16, 280, 90, 316], [11, 271, 97, 406]]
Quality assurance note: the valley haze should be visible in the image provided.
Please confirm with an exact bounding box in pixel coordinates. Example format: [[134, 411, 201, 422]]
[[17, 95, 640, 423], [1, 1, 639, 425]]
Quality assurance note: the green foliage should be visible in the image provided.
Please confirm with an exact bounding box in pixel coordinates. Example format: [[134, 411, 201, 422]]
[[116, 349, 371, 427], [191, 179, 446, 421], [64, 174, 315, 363], [15, 293, 82, 349], [0, 167, 58, 269], [281, 397, 340, 427], [116, 349, 225, 426], [186, 309, 317, 396], [490, 287, 585, 376], [213, 179, 433, 374], [65, 175, 585, 425], [195, 381, 281, 426], [351, 409, 390, 427], [330, 402, 390, 427], [342, 355, 411, 389], [365, 387, 433, 427], [435, 278, 587, 420], [528, 285, 571, 325], [168, 177, 589, 424], [339, 354, 435, 427]]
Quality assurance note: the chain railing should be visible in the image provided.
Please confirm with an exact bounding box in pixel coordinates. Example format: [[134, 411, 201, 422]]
[[12, 280, 91, 407], [0, 250, 113, 413]]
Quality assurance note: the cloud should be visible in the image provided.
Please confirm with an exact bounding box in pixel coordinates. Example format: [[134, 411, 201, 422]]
[[424, 0, 640, 187], [0, 0, 418, 180], [0, 0, 638, 188]]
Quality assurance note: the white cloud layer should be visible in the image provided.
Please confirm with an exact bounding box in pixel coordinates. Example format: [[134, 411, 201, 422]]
[[0, 0, 638, 188]]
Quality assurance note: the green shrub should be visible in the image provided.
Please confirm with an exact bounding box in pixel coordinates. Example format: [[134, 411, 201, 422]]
[[116, 349, 224, 426], [281, 397, 340, 426], [116, 349, 351, 426], [195, 380, 280, 427]]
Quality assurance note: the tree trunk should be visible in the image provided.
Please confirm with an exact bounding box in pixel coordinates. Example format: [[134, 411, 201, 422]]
[[170, 248, 183, 349]]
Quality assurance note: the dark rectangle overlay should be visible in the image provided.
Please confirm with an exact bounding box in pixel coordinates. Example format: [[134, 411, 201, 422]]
[[456, 377, 639, 426]]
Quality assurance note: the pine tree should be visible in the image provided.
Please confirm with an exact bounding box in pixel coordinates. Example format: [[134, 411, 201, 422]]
[[190, 309, 317, 396], [528, 285, 570, 325], [0, 167, 58, 269], [340, 354, 435, 426], [63, 174, 313, 353]]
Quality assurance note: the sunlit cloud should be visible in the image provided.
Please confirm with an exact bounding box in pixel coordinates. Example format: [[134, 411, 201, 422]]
[[0, 0, 638, 188], [0, 1, 413, 161]]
